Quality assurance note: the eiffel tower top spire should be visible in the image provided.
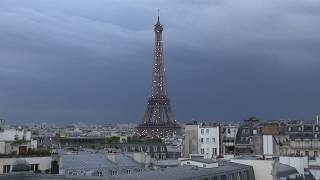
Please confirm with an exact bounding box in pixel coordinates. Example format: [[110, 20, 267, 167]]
[[157, 9, 160, 24]]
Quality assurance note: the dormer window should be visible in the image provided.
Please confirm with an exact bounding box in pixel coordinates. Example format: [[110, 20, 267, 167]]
[[111, 170, 119, 176]]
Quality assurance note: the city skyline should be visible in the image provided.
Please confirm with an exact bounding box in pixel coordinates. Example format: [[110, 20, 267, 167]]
[[1, 0, 320, 124]]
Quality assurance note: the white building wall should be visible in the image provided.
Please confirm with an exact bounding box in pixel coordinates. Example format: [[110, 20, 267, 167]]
[[0, 129, 29, 141], [0, 156, 52, 174], [263, 135, 274, 155], [198, 126, 220, 158], [279, 156, 308, 175], [0, 141, 5, 154]]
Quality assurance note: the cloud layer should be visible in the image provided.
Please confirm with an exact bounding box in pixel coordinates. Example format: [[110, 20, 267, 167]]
[[0, 0, 320, 124]]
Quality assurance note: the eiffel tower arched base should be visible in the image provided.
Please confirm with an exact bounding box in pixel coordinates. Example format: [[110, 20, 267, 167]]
[[135, 123, 181, 138]]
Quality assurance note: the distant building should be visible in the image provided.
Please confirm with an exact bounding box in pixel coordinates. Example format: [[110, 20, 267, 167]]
[[234, 117, 263, 155], [221, 124, 239, 154], [106, 142, 168, 160], [285, 123, 320, 159], [182, 122, 220, 158], [0, 128, 37, 155]]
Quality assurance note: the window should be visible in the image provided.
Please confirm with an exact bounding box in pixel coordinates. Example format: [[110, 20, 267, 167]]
[[212, 148, 217, 155], [203, 164, 206, 168], [314, 151, 318, 157], [201, 138, 204, 143], [112, 170, 119, 176], [138, 168, 143, 172], [242, 129, 249, 134], [126, 169, 131, 174], [212, 138, 215, 143], [305, 151, 309, 157], [154, 153, 159, 159], [201, 148, 205, 154], [161, 154, 166, 159], [97, 171, 103, 176], [296, 150, 300, 155], [153, 146, 158, 152], [3, 165, 10, 174], [31, 164, 39, 171], [227, 128, 231, 134], [206, 129, 209, 134], [236, 172, 241, 180], [123, 147, 127, 152], [206, 138, 209, 143], [139, 146, 143, 152], [221, 175, 227, 180], [229, 174, 234, 180], [161, 146, 165, 151], [186, 161, 190, 165], [316, 127, 319, 131], [201, 129, 204, 135]]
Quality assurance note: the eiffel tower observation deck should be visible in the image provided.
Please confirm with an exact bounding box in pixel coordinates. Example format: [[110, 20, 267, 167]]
[[136, 15, 181, 137]]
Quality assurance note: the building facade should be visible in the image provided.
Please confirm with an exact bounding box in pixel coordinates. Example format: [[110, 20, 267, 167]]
[[183, 122, 220, 158]]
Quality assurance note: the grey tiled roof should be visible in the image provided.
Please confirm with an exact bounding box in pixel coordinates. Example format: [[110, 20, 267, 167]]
[[62, 152, 115, 170], [115, 162, 253, 180]]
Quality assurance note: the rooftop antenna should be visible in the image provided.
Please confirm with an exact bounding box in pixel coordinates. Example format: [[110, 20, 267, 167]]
[[157, 9, 160, 23]]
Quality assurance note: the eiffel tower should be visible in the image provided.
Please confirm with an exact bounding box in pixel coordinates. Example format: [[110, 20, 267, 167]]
[[136, 15, 180, 137]]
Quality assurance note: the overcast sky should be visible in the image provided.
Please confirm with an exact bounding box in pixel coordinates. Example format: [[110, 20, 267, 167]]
[[0, 0, 320, 124]]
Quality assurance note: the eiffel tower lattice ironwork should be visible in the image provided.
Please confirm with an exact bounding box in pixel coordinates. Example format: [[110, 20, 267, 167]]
[[138, 15, 180, 132]]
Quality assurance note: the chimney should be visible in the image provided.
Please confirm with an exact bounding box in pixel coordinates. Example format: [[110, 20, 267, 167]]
[[317, 115, 319, 125]]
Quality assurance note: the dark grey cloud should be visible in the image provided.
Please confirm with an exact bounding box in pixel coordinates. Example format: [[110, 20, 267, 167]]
[[0, 0, 320, 124]]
